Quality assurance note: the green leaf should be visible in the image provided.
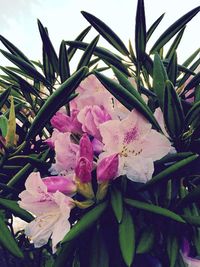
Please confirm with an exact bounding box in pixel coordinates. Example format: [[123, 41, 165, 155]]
[[89, 228, 109, 267], [111, 187, 123, 223], [61, 202, 107, 244], [0, 115, 8, 137], [135, 0, 146, 61], [26, 66, 88, 141], [42, 44, 56, 85], [66, 41, 130, 76], [77, 35, 99, 70], [182, 215, 200, 227], [150, 6, 200, 53], [119, 209, 135, 267], [166, 52, 178, 85], [6, 96, 16, 147], [125, 198, 185, 223], [177, 186, 200, 209], [37, 19, 59, 73], [0, 215, 23, 258], [136, 227, 154, 254], [0, 87, 11, 110], [0, 49, 49, 86], [182, 48, 200, 68], [54, 241, 76, 267], [146, 13, 165, 42], [59, 40, 70, 83], [163, 80, 184, 138], [94, 71, 160, 130], [7, 163, 33, 187], [165, 27, 186, 59], [81, 11, 129, 56], [68, 26, 92, 61], [153, 53, 168, 110], [185, 100, 200, 129], [184, 72, 200, 92], [0, 35, 35, 67], [0, 198, 33, 222], [140, 154, 199, 191], [167, 235, 178, 267]]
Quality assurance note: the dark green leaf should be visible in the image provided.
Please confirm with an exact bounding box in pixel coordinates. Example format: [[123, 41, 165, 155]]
[[37, 20, 59, 73], [111, 187, 123, 223], [163, 80, 184, 138], [59, 40, 70, 82], [0, 115, 8, 137], [182, 48, 200, 68], [125, 198, 185, 223], [0, 88, 11, 110], [153, 52, 168, 110], [61, 201, 107, 244], [135, 0, 146, 61], [185, 99, 200, 129], [119, 209, 135, 267], [94, 71, 160, 130], [146, 13, 165, 42], [184, 72, 200, 92], [42, 44, 55, 85], [182, 215, 200, 226], [165, 27, 186, 59], [0, 215, 23, 258], [167, 52, 178, 85], [77, 35, 99, 70], [25, 66, 88, 141], [167, 235, 178, 267], [136, 227, 154, 254], [177, 186, 200, 209], [81, 11, 129, 56], [150, 6, 200, 53]]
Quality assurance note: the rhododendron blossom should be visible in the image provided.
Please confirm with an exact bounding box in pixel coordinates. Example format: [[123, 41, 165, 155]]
[[99, 110, 172, 183], [182, 240, 200, 267], [18, 172, 74, 252]]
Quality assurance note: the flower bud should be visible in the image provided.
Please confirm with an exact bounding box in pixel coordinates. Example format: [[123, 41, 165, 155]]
[[97, 154, 119, 183], [75, 157, 92, 183], [79, 134, 93, 164]]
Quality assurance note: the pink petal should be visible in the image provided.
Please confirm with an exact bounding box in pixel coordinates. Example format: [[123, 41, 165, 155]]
[[97, 154, 119, 183]]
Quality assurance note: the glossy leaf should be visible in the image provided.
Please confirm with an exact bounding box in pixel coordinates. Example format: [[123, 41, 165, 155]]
[[59, 40, 70, 83], [42, 44, 55, 85], [182, 48, 200, 68], [25, 66, 88, 141], [0, 215, 23, 258], [0, 87, 11, 110], [135, 0, 146, 61], [119, 209, 135, 267], [94, 71, 160, 130], [153, 53, 168, 110], [111, 187, 123, 223], [125, 198, 185, 223], [163, 80, 184, 138], [81, 11, 129, 56], [77, 35, 99, 70], [146, 13, 165, 42], [150, 6, 200, 53], [184, 72, 200, 92], [37, 19, 59, 73], [61, 201, 107, 244], [166, 52, 178, 85]]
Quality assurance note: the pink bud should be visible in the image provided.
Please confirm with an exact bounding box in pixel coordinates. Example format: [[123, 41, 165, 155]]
[[79, 134, 93, 164], [92, 138, 104, 154], [97, 154, 119, 183], [42, 176, 76, 196], [75, 157, 92, 183]]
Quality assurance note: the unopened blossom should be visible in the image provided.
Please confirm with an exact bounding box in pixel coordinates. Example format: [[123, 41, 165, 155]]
[[181, 240, 200, 267], [92, 138, 104, 154], [99, 110, 172, 183], [97, 153, 119, 183], [18, 172, 74, 252], [79, 134, 93, 163], [49, 131, 79, 175]]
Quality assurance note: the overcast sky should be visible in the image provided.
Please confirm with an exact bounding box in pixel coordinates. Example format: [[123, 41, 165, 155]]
[[0, 0, 199, 70]]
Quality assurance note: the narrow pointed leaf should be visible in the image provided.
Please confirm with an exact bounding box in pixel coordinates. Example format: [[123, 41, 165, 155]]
[[59, 40, 70, 82], [61, 202, 107, 244], [184, 72, 200, 92], [0, 115, 8, 137], [165, 27, 186, 59], [135, 0, 146, 61], [167, 235, 178, 267], [37, 19, 59, 73], [179, 58, 200, 88], [153, 53, 168, 110], [182, 48, 200, 68], [166, 51, 178, 85], [6, 96, 16, 147], [136, 228, 154, 254], [111, 187, 123, 223], [0, 198, 33, 222], [77, 35, 99, 70], [81, 11, 129, 56], [94, 71, 160, 130], [42, 45, 55, 84], [150, 6, 200, 53], [125, 198, 186, 223], [146, 13, 165, 42], [0, 215, 24, 258], [182, 215, 200, 226], [119, 209, 135, 267], [0, 88, 11, 109]]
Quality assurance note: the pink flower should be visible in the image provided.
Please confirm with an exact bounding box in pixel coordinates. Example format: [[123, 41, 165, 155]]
[[49, 132, 79, 175], [99, 110, 172, 183], [181, 240, 200, 267], [18, 172, 74, 252], [92, 138, 104, 154], [79, 134, 93, 163], [77, 105, 112, 140], [154, 107, 168, 136], [97, 153, 119, 183], [42, 176, 76, 196], [50, 110, 82, 134]]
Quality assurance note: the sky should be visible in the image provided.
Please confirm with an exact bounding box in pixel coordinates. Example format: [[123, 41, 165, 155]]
[[0, 0, 199, 70]]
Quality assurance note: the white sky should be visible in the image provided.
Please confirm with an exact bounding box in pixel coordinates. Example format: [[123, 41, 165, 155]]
[[0, 0, 199, 70]]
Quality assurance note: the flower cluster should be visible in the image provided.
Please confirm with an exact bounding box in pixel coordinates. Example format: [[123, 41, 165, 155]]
[[18, 75, 173, 252]]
